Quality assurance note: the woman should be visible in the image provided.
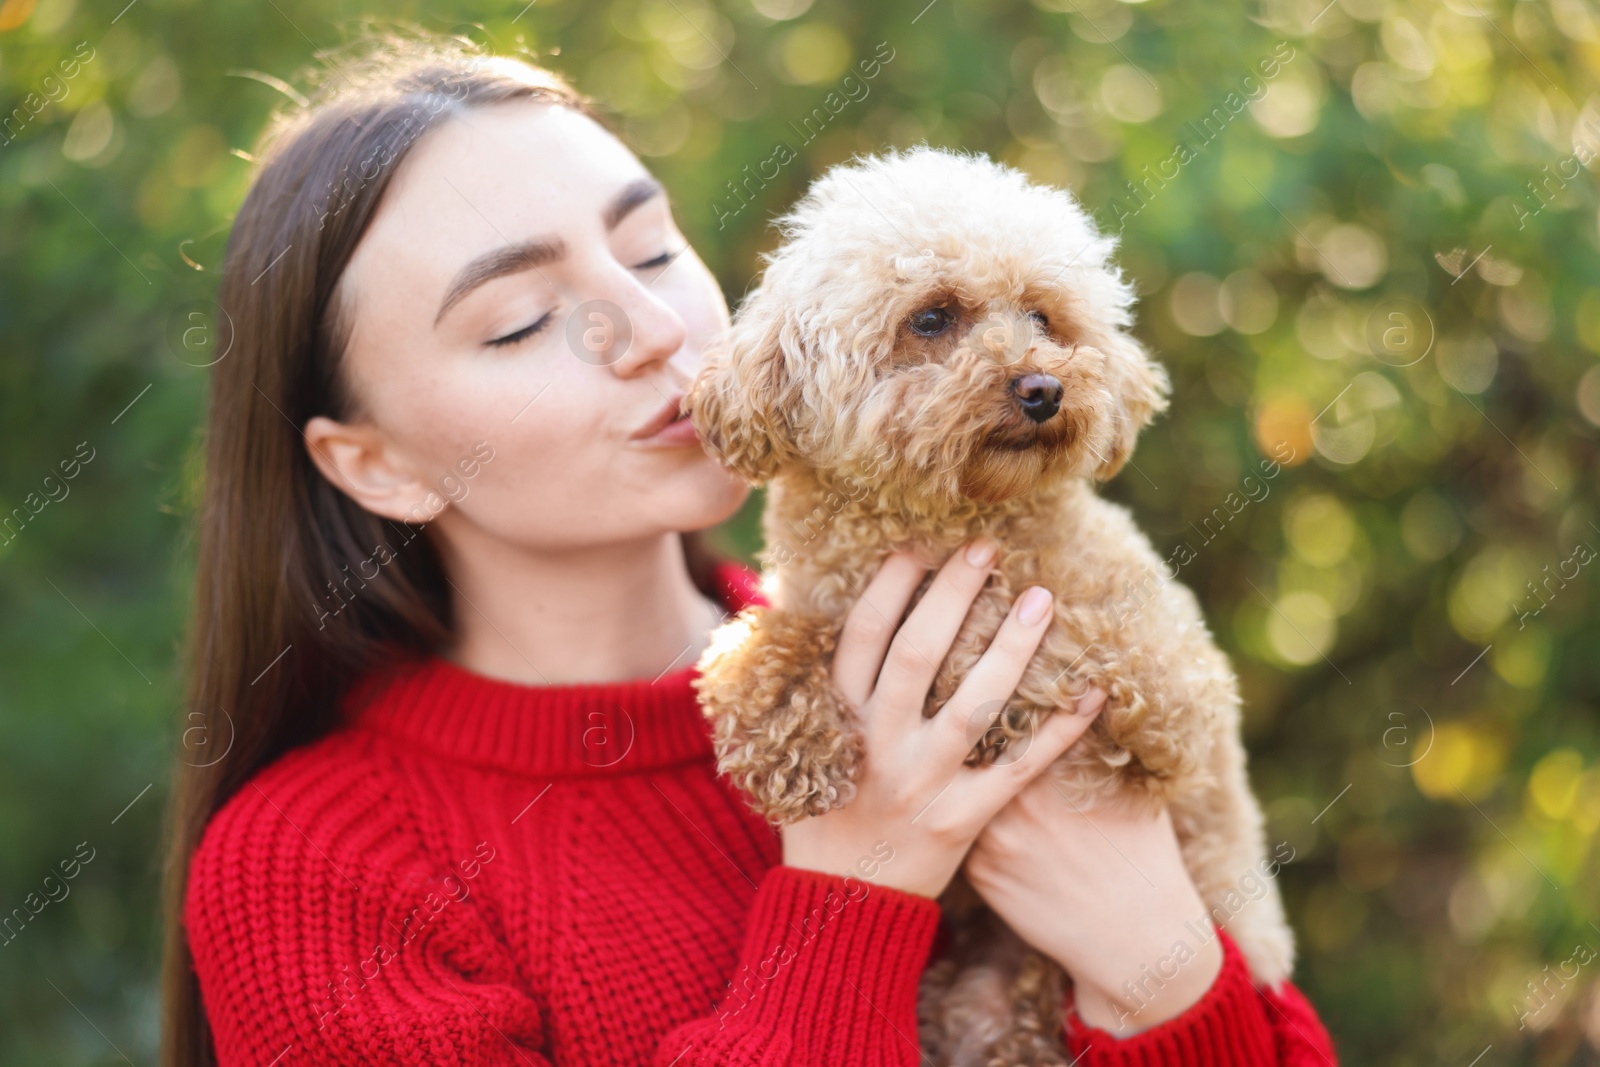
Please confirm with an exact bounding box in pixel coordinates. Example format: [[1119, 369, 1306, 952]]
[[164, 40, 1336, 1066]]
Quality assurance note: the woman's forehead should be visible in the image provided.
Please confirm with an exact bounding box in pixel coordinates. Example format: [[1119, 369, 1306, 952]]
[[339, 101, 655, 319], [380, 101, 645, 231]]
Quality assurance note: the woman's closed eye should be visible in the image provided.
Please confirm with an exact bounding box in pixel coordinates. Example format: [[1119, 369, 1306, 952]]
[[484, 246, 686, 347], [485, 311, 554, 348], [634, 246, 686, 272]]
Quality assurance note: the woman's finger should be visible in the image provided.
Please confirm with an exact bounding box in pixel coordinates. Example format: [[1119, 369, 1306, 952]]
[[830, 551, 930, 710], [963, 687, 1106, 817], [923, 585, 1056, 763], [870, 538, 999, 726]]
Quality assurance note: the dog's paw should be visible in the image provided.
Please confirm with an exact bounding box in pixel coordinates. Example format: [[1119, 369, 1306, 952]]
[[776, 733, 864, 821], [716, 701, 864, 823], [694, 608, 864, 823]]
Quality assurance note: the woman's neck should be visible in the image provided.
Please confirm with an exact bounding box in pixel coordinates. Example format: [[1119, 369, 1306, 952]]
[[432, 527, 723, 687]]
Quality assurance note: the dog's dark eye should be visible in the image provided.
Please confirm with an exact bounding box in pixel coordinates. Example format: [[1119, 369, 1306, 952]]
[[908, 306, 954, 336], [1029, 309, 1049, 331]]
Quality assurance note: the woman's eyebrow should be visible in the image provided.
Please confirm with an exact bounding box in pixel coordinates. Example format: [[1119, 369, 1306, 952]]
[[435, 238, 566, 326], [434, 177, 665, 329], [604, 176, 663, 230]]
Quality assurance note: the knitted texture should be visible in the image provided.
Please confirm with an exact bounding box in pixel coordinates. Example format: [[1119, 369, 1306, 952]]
[[185, 561, 1337, 1065], [1063, 927, 1338, 1066]]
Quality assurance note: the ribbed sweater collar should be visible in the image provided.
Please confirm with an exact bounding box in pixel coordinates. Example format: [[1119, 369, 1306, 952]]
[[339, 561, 764, 779]]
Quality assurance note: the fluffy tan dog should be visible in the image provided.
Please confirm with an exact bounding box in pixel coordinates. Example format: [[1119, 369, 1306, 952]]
[[687, 147, 1294, 1064]]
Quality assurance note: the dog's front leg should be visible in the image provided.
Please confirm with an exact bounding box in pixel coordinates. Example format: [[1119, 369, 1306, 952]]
[[693, 606, 862, 824]]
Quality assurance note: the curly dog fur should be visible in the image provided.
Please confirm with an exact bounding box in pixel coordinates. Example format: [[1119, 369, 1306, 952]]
[[687, 147, 1295, 1064]]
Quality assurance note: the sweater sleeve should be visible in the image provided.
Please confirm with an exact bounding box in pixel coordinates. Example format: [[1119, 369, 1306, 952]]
[[1061, 929, 1338, 1066], [185, 749, 549, 1067], [657, 865, 942, 1066]]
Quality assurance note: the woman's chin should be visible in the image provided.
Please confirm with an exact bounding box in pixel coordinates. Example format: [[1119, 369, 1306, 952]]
[[676, 460, 753, 530]]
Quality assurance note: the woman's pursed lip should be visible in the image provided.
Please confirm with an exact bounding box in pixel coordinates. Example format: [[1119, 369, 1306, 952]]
[[637, 417, 702, 447], [627, 391, 697, 441], [629, 392, 690, 441]]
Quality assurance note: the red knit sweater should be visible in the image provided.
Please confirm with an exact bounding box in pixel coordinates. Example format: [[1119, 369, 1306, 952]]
[[185, 561, 1337, 1066]]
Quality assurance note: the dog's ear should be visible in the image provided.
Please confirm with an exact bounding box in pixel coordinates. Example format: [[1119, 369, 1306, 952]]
[[686, 291, 800, 484], [1094, 331, 1171, 481]]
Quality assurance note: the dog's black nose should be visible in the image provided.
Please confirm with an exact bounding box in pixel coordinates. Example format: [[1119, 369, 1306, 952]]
[[1011, 374, 1063, 423]]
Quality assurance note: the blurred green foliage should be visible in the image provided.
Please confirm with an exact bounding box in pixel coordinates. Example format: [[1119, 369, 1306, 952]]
[[3, 0, 1600, 1061]]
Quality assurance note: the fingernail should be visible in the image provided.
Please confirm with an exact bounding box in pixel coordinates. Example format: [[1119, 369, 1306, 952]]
[[1076, 687, 1107, 716], [1017, 586, 1052, 626], [965, 537, 997, 567]]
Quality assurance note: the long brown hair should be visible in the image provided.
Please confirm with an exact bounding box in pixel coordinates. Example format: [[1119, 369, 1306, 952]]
[[162, 37, 725, 1066]]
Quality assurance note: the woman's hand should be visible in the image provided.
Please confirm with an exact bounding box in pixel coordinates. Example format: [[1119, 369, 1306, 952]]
[[782, 539, 1105, 900], [964, 781, 1224, 1035]]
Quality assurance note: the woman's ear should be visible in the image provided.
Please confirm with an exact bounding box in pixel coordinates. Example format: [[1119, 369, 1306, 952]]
[[1093, 332, 1171, 481], [302, 416, 444, 524], [685, 291, 800, 484]]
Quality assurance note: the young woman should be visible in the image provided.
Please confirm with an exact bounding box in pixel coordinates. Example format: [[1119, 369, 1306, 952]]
[[163, 41, 1337, 1066]]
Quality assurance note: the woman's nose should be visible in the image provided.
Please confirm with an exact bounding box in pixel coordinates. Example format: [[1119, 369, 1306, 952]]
[[571, 276, 688, 376]]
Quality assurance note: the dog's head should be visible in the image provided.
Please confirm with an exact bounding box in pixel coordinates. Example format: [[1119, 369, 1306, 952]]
[[688, 147, 1169, 507]]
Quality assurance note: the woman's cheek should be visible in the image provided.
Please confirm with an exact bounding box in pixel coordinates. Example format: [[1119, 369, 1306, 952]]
[[452, 414, 602, 524], [664, 254, 730, 350]]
